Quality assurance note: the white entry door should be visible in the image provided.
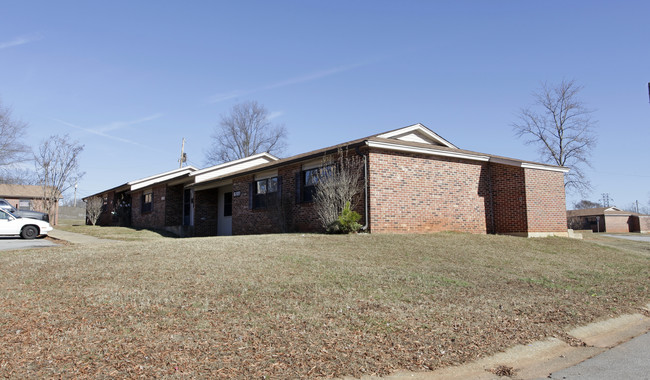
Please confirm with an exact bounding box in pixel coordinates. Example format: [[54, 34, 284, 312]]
[[217, 186, 233, 236]]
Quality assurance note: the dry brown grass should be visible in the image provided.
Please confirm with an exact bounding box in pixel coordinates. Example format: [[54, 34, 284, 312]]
[[1, 231, 648, 378]]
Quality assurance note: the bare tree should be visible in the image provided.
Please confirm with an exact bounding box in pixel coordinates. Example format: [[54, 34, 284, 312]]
[[85, 196, 104, 226], [313, 150, 363, 232], [205, 101, 287, 164], [513, 80, 597, 194], [0, 99, 30, 169], [34, 135, 85, 223], [572, 199, 601, 209], [0, 168, 37, 185]]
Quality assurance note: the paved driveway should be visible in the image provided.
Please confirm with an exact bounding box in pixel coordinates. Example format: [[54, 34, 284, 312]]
[[0, 236, 58, 251], [603, 234, 650, 242]]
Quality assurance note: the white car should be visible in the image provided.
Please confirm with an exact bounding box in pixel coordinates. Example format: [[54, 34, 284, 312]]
[[0, 208, 53, 239]]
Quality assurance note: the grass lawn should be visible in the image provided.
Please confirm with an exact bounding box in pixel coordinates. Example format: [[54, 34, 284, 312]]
[[1, 230, 648, 378]]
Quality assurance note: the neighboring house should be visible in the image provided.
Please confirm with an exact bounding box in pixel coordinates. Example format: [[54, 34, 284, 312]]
[[567, 207, 649, 233], [0, 184, 61, 224], [85, 124, 570, 237]]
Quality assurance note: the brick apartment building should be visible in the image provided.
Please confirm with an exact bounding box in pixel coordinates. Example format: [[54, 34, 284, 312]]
[[85, 124, 569, 237]]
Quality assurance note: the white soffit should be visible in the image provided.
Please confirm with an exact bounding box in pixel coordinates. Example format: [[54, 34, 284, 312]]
[[254, 170, 279, 180], [302, 158, 334, 171], [376, 124, 458, 149], [192, 153, 279, 184], [193, 179, 233, 192]]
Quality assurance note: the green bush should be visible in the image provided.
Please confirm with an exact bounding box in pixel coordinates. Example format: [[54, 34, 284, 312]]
[[326, 201, 362, 234]]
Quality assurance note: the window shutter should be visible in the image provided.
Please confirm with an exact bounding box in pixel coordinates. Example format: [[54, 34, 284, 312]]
[[295, 172, 301, 203], [277, 176, 283, 200], [248, 182, 253, 210]]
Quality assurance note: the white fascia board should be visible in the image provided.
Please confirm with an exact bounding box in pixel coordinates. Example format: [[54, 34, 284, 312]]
[[367, 140, 489, 162], [376, 124, 458, 149], [191, 153, 278, 178], [129, 167, 198, 191], [490, 157, 570, 173], [193, 153, 278, 184]]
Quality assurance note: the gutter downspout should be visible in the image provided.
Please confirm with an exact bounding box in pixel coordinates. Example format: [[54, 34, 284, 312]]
[[355, 145, 369, 231]]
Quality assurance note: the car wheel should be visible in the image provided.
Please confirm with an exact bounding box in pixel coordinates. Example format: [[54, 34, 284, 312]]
[[21, 225, 39, 240]]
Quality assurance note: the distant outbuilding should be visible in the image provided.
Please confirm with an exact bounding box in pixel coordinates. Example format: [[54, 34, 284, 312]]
[[567, 207, 649, 233], [0, 184, 61, 225]]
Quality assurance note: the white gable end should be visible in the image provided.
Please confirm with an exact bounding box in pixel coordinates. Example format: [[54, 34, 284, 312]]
[[376, 123, 457, 148]]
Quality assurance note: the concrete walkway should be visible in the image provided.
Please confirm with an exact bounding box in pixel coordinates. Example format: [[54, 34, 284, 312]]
[[48, 229, 118, 244]]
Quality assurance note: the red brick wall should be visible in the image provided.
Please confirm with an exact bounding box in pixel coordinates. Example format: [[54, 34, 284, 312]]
[[523, 169, 567, 232], [232, 158, 366, 235], [490, 164, 528, 234], [131, 185, 166, 229], [638, 216, 650, 233], [164, 185, 184, 227], [194, 188, 219, 237], [604, 215, 631, 233], [367, 150, 492, 233], [232, 174, 280, 235]]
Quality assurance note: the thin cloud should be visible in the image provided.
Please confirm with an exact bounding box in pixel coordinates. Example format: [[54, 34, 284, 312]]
[[207, 62, 368, 104], [96, 113, 164, 133], [0, 33, 42, 49], [54, 114, 164, 150], [267, 111, 284, 120]]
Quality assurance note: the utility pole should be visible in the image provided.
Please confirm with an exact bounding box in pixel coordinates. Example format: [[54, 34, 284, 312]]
[[178, 138, 187, 168], [636, 200, 639, 213], [73, 182, 78, 207]]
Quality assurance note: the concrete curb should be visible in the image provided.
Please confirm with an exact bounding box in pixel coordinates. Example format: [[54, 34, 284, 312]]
[[348, 303, 650, 380]]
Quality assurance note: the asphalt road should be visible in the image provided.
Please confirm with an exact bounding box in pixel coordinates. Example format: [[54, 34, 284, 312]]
[[0, 236, 59, 251], [603, 234, 650, 242], [542, 332, 650, 379]]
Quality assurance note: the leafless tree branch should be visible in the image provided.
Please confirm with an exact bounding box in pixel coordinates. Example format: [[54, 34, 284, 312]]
[[205, 101, 287, 164], [34, 135, 85, 222], [0, 100, 31, 169], [313, 149, 363, 232], [85, 196, 104, 226], [513, 80, 597, 195]]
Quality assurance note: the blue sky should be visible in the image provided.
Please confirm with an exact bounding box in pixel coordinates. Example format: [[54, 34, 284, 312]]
[[1, 1, 649, 210]]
